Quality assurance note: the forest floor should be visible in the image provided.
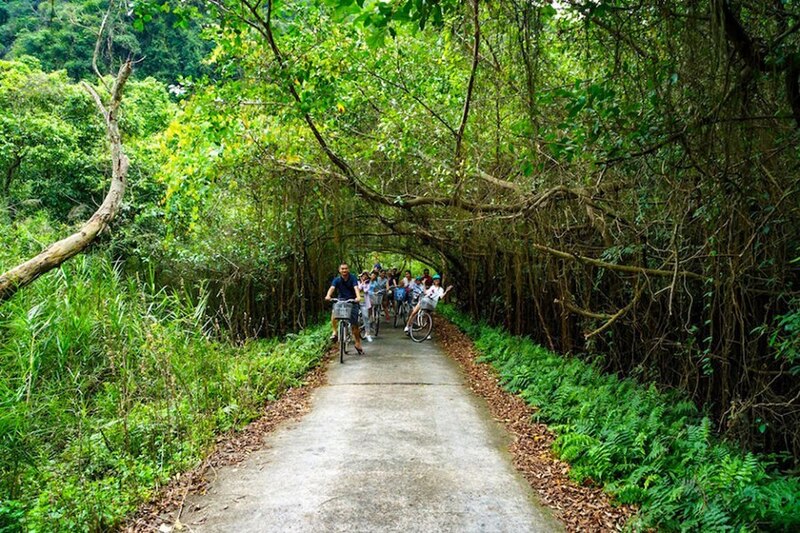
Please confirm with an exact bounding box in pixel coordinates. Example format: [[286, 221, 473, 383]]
[[131, 316, 633, 532]]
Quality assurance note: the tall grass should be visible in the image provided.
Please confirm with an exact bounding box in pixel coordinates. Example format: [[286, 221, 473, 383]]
[[439, 305, 800, 532], [0, 214, 328, 531]]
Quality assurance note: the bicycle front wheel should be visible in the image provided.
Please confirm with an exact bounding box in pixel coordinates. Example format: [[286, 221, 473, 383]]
[[410, 310, 425, 333], [345, 323, 353, 353], [393, 301, 402, 328], [372, 307, 381, 336], [338, 321, 347, 363], [409, 311, 433, 342]]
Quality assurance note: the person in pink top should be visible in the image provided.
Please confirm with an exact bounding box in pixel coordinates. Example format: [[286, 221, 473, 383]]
[[357, 271, 374, 342]]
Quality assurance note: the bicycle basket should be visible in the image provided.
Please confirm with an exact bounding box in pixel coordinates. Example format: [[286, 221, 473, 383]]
[[372, 293, 383, 307], [332, 301, 353, 320], [394, 287, 407, 300], [419, 296, 437, 311]]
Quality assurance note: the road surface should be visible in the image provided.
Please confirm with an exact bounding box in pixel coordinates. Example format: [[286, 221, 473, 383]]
[[181, 318, 562, 532]]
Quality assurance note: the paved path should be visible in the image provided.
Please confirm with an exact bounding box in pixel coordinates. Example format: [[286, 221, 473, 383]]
[[181, 318, 562, 532]]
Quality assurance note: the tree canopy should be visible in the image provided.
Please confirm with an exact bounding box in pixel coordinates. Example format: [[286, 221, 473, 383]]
[[162, 0, 800, 461], [1, 0, 800, 530], [0, 0, 210, 82]]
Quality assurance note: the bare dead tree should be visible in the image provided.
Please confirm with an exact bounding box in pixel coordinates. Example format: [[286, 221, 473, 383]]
[[0, 5, 133, 303]]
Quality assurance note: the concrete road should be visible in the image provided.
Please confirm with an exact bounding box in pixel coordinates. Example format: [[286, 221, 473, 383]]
[[181, 318, 563, 532]]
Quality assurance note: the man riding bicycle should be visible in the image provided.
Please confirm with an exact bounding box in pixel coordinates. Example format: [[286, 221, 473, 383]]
[[325, 263, 364, 354]]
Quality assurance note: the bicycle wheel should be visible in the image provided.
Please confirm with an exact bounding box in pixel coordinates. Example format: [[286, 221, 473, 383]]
[[409, 311, 433, 342], [393, 301, 402, 328], [338, 321, 347, 363], [372, 307, 381, 336], [345, 323, 353, 353], [369, 307, 374, 328], [361, 313, 368, 336], [401, 303, 409, 327]]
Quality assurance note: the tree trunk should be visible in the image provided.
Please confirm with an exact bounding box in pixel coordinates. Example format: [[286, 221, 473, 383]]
[[3, 152, 22, 197], [0, 61, 132, 302]]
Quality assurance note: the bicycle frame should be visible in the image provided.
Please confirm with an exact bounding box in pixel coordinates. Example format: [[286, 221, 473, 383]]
[[369, 292, 384, 336]]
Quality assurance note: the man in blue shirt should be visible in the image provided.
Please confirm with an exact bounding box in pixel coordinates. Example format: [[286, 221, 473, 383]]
[[325, 263, 364, 353]]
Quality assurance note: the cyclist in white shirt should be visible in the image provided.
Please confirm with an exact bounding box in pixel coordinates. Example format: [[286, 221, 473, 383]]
[[404, 274, 452, 334]]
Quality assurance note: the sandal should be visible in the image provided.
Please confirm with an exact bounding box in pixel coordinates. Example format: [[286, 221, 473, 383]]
[[330, 334, 338, 343], [355, 346, 364, 355]]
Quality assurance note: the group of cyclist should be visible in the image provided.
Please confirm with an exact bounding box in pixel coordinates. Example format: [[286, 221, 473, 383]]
[[324, 261, 453, 354]]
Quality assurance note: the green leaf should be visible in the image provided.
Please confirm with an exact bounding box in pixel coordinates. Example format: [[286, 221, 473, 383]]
[[366, 28, 387, 49], [521, 160, 534, 177]]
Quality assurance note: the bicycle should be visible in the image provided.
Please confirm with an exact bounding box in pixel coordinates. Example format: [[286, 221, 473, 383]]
[[393, 287, 409, 328], [369, 291, 384, 337], [409, 296, 436, 342], [331, 298, 359, 363]]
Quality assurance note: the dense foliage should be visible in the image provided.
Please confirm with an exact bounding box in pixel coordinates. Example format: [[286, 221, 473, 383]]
[[0, 9, 342, 527], [0, 0, 210, 82], [0, 216, 330, 530], [1, 0, 799, 529], [179, 0, 800, 463], [0, 57, 172, 220], [440, 304, 800, 531]]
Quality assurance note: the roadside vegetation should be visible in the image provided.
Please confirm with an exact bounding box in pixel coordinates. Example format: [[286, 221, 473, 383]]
[[0, 226, 329, 530], [440, 305, 800, 531]]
